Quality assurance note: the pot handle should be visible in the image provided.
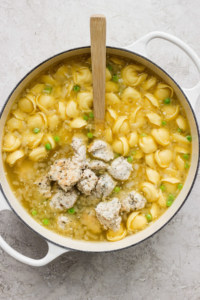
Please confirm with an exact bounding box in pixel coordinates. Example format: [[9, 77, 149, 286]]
[[0, 191, 69, 267], [125, 31, 200, 110]]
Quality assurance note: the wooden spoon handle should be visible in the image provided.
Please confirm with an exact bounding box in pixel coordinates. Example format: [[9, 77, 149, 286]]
[[90, 14, 106, 126]]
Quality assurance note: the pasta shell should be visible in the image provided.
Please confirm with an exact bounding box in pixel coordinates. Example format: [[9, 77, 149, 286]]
[[157, 191, 167, 208], [145, 153, 156, 168], [150, 203, 160, 219], [128, 132, 138, 147], [73, 67, 92, 85], [142, 76, 157, 90], [106, 68, 112, 81], [40, 74, 57, 86], [113, 116, 129, 135], [110, 57, 124, 65], [139, 136, 157, 154], [77, 92, 93, 111], [155, 149, 173, 168], [54, 65, 69, 82], [112, 136, 129, 156], [141, 182, 159, 202], [154, 83, 173, 100], [58, 102, 66, 120], [7, 118, 23, 132], [70, 118, 87, 128], [162, 105, 179, 121], [43, 134, 56, 149], [18, 95, 36, 114], [122, 65, 147, 86], [161, 177, 180, 184], [36, 94, 55, 113], [146, 168, 160, 185], [47, 114, 60, 130], [66, 100, 80, 118], [106, 223, 127, 241], [175, 155, 185, 170], [6, 150, 25, 166], [121, 87, 141, 102], [151, 128, 170, 146], [105, 93, 121, 105], [127, 213, 147, 231], [126, 212, 140, 231], [146, 112, 161, 126], [107, 108, 118, 121], [176, 115, 187, 131], [105, 81, 119, 92], [105, 128, 113, 143], [12, 109, 27, 120], [174, 146, 190, 154], [130, 106, 142, 122], [144, 93, 159, 107], [29, 147, 47, 161], [27, 112, 48, 130], [24, 132, 44, 149], [172, 133, 190, 145], [30, 83, 45, 95], [3, 133, 21, 152]]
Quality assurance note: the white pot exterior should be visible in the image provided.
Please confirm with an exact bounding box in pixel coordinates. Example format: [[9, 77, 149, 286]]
[[0, 32, 199, 266]]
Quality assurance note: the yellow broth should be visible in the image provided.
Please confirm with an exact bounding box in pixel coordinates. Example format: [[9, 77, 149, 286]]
[[2, 55, 192, 241]]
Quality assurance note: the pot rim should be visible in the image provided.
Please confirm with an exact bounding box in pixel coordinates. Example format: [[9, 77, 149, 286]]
[[0, 45, 199, 253]]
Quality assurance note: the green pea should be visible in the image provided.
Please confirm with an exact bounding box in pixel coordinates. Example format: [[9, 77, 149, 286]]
[[131, 151, 136, 155], [114, 186, 121, 193], [162, 120, 167, 126], [73, 85, 80, 92], [45, 143, 52, 150], [166, 194, 175, 207], [31, 210, 38, 216], [43, 85, 52, 94], [112, 75, 119, 82], [183, 153, 189, 160], [164, 98, 171, 104], [146, 213, 152, 222], [87, 132, 93, 139], [89, 112, 94, 119], [185, 162, 190, 169], [166, 199, 173, 207], [177, 183, 183, 190], [68, 208, 75, 214], [127, 156, 133, 163], [160, 185, 166, 192], [42, 218, 50, 225], [54, 136, 60, 142], [33, 128, 40, 134], [186, 135, 192, 142], [83, 115, 89, 121], [107, 64, 113, 71]]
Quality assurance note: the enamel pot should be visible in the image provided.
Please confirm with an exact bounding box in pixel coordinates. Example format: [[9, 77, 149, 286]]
[[0, 32, 199, 266]]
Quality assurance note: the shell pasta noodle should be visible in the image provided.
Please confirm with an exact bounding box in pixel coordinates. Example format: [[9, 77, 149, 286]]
[[2, 54, 192, 242]]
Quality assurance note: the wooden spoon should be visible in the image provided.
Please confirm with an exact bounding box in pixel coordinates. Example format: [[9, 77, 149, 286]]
[[90, 14, 106, 128]]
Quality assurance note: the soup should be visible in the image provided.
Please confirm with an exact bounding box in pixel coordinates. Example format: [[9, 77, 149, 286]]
[[2, 55, 192, 242]]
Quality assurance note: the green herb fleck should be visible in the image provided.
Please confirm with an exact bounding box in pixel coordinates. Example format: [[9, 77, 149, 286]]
[[114, 186, 121, 193], [183, 153, 189, 160], [87, 132, 93, 139], [68, 208, 75, 214], [186, 135, 192, 142], [160, 184, 166, 192], [127, 156, 133, 163], [177, 128, 182, 133], [31, 210, 38, 216], [33, 128, 40, 134], [42, 218, 50, 225], [83, 115, 89, 121], [73, 85, 80, 92], [107, 64, 113, 71], [162, 120, 167, 126], [43, 85, 52, 94], [89, 112, 94, 119], [112, 74, 119, 82], [177, 183, 183, 190], [185, 162, 190, 169]]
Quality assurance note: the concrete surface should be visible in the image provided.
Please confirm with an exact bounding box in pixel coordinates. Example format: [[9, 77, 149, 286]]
[[0, 0, 200, 299]]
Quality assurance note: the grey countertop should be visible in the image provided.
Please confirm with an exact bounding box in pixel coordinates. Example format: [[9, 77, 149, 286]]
[[0, 0, 200, 299]]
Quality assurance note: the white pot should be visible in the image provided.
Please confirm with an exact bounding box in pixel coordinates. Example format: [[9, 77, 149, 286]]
[[0, 31, 199, 266]]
